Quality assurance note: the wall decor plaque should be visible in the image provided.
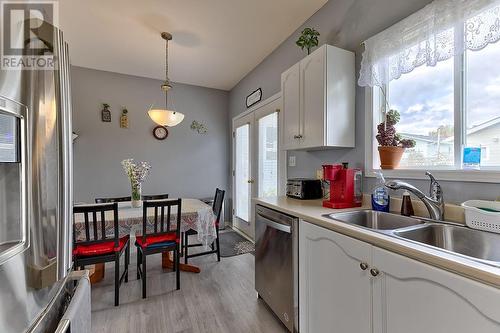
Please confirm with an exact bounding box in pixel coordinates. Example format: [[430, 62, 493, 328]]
[[246, 88, 262, 108], [101, 103, 111, 122]]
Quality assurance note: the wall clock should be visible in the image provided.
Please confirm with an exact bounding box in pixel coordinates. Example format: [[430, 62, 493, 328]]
[[153, 125, 168, 140]]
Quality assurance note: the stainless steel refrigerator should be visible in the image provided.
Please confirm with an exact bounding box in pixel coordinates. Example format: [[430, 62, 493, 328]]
[[0, 18, 74, 333]]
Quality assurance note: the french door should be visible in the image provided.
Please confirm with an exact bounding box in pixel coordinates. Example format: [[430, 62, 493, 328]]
[[233, 113, 253, 226], [232, 95, 283, 239]]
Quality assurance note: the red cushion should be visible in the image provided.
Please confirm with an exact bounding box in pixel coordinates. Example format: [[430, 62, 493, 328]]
[[135, 232, 178, 248], [73, 235, 129, 257]]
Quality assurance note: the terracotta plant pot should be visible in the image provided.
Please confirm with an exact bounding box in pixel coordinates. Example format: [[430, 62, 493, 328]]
[[378, 146, 405, 169]]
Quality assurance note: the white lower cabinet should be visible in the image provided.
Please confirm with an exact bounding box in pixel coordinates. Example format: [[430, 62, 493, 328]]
[[299, 221, 500, 333], [372, 247, 500, 333], [299, 220, 372, 333]]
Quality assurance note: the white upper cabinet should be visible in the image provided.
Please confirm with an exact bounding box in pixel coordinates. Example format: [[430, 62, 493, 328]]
[[281, 63, 301, 150], [281, 45, 355, 150]]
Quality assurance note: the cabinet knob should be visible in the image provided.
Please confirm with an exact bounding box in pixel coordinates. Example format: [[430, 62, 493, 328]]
[[247, 179, 255, 184], [359, 262, 368, 271], [370, 268, 379, 277], [293, 134, 303, 139]]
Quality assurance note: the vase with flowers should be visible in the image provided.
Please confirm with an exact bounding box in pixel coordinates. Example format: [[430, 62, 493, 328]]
[[121, 159, 151, 207]]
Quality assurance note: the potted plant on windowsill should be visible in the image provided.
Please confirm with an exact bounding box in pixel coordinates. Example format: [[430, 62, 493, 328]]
[[377, 109, 416, 169]]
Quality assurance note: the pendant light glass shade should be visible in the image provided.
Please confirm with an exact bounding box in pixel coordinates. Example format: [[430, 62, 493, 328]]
[[148, 108, 184, 127], [148, 32, 184, 127]]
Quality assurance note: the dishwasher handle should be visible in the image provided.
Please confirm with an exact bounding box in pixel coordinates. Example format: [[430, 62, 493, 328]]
[[257, 214, 292, 233]]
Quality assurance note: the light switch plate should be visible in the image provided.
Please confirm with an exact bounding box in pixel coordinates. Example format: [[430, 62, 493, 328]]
[[288, 155, 296, 167]]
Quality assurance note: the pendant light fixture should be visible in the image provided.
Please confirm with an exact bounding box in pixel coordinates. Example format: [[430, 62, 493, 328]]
[[148, 32, 185, 127]]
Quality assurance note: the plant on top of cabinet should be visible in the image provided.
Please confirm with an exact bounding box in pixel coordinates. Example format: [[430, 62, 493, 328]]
[[376, 108, 416, 169], [296, 28, 320, 55]]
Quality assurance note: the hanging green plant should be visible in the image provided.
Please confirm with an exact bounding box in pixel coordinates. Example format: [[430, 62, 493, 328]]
[[296, 27, 320, 55]]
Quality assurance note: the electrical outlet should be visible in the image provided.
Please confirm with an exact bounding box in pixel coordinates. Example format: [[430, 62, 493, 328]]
[[288, 155, 296, 167]]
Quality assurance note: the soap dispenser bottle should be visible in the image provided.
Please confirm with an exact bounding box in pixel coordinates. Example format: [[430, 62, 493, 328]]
[[371, 172, 390, 212], [401, 191, 414, 216]]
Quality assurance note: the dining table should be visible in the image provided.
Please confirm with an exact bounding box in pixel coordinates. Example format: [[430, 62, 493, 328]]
[[74, 198, 217, 283]]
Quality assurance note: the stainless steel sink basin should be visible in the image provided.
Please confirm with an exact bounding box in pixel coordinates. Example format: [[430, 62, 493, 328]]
[[324, 210, 425, 230], [394, 224, 500, 265]]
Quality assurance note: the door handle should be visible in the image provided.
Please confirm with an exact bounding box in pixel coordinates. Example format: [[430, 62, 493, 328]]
[[257, 215, 291, 233], [247, 179, 255, 184]]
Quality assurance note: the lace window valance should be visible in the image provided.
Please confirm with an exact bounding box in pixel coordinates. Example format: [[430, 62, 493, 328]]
[[358, 0, 500, 87]]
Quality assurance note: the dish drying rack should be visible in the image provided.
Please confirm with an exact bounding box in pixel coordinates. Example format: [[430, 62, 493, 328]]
[[461, 200, 500, 233]]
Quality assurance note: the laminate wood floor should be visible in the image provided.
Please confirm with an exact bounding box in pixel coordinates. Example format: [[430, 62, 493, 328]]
[[90, 242, 287, 333]]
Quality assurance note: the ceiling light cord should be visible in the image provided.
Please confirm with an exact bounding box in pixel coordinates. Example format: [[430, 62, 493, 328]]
[[165, 36, 169, 109]]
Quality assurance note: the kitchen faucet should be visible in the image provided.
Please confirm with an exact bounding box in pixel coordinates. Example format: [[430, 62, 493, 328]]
[[384, 172, 445, 221]]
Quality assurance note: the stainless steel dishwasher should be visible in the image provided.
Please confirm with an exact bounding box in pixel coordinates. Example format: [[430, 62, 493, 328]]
[[255, 204, 298, 332]]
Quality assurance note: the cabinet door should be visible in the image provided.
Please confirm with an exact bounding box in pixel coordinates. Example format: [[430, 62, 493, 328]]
[[281, 63, 301, 150], [300, 48, 325, 149], [372, 247, 500, 333], [299, 221, 372, 333]]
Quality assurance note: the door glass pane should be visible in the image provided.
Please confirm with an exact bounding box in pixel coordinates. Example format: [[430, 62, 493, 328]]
[[466, 41, 500, 168], [258, 112, 278, 197], [388, 57, 455, 168], [235, 124, 250, 221]]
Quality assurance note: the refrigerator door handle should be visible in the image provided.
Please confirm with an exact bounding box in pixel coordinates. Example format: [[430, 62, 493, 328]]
[[55, 31, 73, 280]]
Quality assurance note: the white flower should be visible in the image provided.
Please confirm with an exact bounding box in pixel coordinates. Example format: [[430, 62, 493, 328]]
[[122, 159, 151, 189]]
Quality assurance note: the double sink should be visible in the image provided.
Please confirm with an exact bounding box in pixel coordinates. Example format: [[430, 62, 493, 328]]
[[324, 210, 500, 267]]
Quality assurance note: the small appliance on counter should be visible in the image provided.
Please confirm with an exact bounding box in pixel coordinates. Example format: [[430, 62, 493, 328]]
[[286, 178, 323, 200], [322, 163, 363, 208]]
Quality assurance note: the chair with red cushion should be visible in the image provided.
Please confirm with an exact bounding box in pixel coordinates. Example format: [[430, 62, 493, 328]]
[[184, 188, 225, 263], [135, 198, 182, 298], [73, 202, 130, 306]]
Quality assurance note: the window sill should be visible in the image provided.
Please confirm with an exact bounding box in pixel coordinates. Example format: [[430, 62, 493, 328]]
[[365, 168, 500, 183]]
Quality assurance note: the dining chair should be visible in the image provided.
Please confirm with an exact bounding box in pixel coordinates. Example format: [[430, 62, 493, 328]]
[[184, 188, 225, 264], [135, 198, 182, 298], [141, 193, 169, 200], [72, 203, 130, 306], [95, 196, 131, 203]]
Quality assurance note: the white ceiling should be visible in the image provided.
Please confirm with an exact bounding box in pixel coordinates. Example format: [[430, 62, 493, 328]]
[[59, 0, 327, 91]]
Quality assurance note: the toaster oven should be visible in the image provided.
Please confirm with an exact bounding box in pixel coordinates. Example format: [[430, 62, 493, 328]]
[[286, 178, 322, 200]]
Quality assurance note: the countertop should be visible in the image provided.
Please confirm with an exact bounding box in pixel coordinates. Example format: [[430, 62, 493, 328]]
[[253, 196, 500, 288]]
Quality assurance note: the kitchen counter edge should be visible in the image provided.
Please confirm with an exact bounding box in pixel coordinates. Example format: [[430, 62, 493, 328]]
[[253, 196, 500, 288]]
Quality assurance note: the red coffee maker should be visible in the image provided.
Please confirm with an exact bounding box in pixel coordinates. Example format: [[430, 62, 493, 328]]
[[322, 163, 363, 209]]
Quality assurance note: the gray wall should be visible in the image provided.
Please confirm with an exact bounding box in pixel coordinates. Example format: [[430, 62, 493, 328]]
[[228, 0, 500, 204], [72, 66, 229, 204]]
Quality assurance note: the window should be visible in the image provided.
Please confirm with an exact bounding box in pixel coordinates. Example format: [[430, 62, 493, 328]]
[[466, 41, 500, 168], [367, 3, 500, 174], [388, 58, 455, 168], [257, 112, 278, 197]]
